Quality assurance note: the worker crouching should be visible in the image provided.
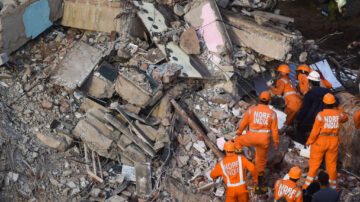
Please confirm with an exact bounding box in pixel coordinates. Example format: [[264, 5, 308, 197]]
[[274, 166, 303, 202], [234, 91, 279, 194], [303, 93, 348, 190], [209, 141, 258, 202]]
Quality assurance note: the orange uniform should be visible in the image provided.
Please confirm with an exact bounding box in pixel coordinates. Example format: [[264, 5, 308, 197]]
[[270, 76, 302, 125], [303, 108, 348, 189], [235, 104, 279, 173], [274, 179, 303, 202], [297, 73, 310, 95], [210, 154, 258, 202], [354, 109, 360, 130]]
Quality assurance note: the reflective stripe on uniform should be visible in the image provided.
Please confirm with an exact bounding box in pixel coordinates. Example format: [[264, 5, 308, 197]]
[[280, 78, 288, 84], [329, 180, 337, 184], [272, 113, 275, 120], [249, 128, 271, 133], [248, 107, 252, 115], [306, 176, 314, 181], [305, 181, 310, 185], [220, 156, 245, 187], [283, 91, 297, 98], [275, 180, 280, 187], [341, 112, 344, 119], [331, 185, 336, 189], [320, 133, 338, 136], [296, 190, 302, 198], [317, 114, 322, 122]]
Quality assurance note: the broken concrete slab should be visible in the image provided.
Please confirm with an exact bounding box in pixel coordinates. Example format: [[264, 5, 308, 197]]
[[81, 97, 109, 113], [36, 132, 69, 152], [62, 0, 145, 38], [0, 0, 63, 54], [184, 0, 232, 62], [132, 1, 212, 79], [84, 74, 115, 99], [251, 11, 294, 25], [73, 119, 116, 159], [135, 120, 157, 142], [180, 27, 201, 55], [135, 162, 152, 197], [222, 9, 297, 61], [115, 68, 163, 108], [124, 144, 148, 163], [104, 113, 156, 157], [0, 53, 9, 65], [148, 63, 182, 84], [52, 41, 104, 90]]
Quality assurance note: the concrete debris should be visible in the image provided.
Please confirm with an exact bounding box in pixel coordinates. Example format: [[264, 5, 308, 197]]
[[1, 0, 359, 201], [52, 41, 105, 90], [222, 9, 298, 60], [180, 27, 201, 55], [135, 162, 152, 197]]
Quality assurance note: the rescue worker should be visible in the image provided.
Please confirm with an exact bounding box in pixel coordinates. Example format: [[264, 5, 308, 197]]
[[310, 68, 333, 90], [354, 109, 360, 130], [295, 71, 331, 144], [303, 93, 348, 190], [274, 166, 303, 202], [270, 64, 302, 126], [209, 141, 258, 202], [295, 64, 311, 95], [234, 91, 278, 194]]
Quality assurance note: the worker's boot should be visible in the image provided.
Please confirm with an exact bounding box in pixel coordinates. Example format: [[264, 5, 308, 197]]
[[254, 173, 268, 194]]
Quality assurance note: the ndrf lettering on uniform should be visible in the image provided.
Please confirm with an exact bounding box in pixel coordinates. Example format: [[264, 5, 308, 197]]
[[324, 116, 339, 129], [277, 184, 297, 198], [225, 161, 239, 176], [253, 111, 270, 125]]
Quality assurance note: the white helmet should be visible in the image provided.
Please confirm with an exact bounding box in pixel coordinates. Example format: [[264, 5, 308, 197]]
[[308, 71, 320, 82]]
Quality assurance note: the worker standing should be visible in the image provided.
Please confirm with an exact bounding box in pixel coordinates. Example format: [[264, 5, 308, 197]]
[[295, 71, 331, 144], [303, 93, 348, 190], [234, 91, 278, 194], [209, 141, 258, 202], [270, 64, 302, 126], [295, 64, 311, 95], [274, 167, 303, 202], [354, 109, 360, 129], [310, 68, 332, 90]]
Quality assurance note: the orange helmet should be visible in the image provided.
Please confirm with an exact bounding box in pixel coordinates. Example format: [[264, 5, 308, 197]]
[[277, 64, 290, 74], [260, 91, 270, 101], [296, 64, 310, 72], [323, 93, 336, 105], [224, 141, 235, 152], [288, 166, 302, 179]]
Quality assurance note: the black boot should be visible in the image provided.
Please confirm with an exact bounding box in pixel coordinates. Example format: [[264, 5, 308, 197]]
[[254, 173, 268, 194]]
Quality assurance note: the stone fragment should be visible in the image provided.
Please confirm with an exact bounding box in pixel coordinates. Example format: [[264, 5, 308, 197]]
[[180, 27, 201, 55], [211, 109, 230, 120], [0, 53, 9, 65], [177, 156, 189, 167], [121, 104, 141, 114], [135, 162, 152, 197], [36, 133, 68, 152], [174, 4, 185, 16], [211, 93, 233, 104], [282, 151, 309, 170], [299, 51, 308, 63], [41, 100, 53, 110]]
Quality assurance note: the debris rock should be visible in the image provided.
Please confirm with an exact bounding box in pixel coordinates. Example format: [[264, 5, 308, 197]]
[[41, 100, 53, 110], [0, 53, 9, 65], [282, 151, 309, 170], [36, 133, 69, 152], [299, 51, 308, 63], [180, 27, 201, 55], [174, 4, 185, 16]]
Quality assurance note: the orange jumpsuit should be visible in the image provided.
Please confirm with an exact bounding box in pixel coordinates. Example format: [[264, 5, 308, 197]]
[[354, 109, 360, 130], [274, 179, 303, 202], [234, 104, 279, 173], [297, 73, 310, 95], [270, 76, 302, 125], [310, 68, 332, 89], [210, 154, 258, 202], [303, 108, 348, 189]]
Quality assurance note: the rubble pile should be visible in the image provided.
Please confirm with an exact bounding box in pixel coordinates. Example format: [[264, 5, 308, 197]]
[[0, 0, 359, 201]]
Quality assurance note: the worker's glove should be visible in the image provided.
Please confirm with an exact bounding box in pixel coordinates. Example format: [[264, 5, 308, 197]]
[[266, 80, 274, 87], [205, 171, 213, 182]]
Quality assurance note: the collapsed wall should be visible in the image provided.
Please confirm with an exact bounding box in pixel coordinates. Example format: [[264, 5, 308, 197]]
[[0, 0, 63, 54]]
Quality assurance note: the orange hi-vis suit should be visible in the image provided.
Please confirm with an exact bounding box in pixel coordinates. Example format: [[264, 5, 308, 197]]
[[274, 179, 303, 202], [303, 108, 348, 189], [354, 109, 360, 130], [210, 153, 258, 202], [234, 104, 279, 173], [297, 73, 310, 95], [270, 76, 302, 125]]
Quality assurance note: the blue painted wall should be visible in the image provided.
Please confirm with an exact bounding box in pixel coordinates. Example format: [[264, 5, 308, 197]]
[[23, 0, 52, 38]]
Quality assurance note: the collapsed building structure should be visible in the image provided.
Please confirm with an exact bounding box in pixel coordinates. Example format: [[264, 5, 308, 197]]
[[0, 0, 359, 201]]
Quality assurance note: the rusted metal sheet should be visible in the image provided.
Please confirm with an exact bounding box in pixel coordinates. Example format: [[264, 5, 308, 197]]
[[337, 91, 360, 175]]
